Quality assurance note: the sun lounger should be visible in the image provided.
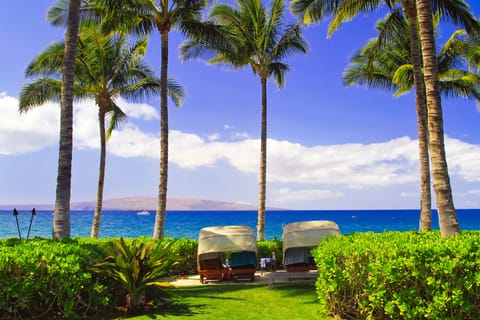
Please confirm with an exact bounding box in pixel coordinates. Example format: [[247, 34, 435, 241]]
[[197, 252, 228, 283], [229, 251, 257, 282], [282, 220, 341, 272], [197, 225, 258, 283]]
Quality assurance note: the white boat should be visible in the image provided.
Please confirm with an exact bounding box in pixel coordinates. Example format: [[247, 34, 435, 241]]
[[137, 210, 150, 216]]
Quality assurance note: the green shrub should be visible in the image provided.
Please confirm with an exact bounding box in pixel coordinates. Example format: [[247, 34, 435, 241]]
[[258, 239, 282, 269], [0, 237, 286, 318], [168, 237, 198, 275], [313, 231, 480, 319], [0, 238, 109, 319]]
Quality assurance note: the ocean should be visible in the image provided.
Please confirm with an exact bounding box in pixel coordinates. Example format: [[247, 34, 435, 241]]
[[1, 209, 479, 240]]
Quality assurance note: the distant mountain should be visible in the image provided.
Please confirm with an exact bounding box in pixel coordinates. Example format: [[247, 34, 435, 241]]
[[1, 197, 282, 211]]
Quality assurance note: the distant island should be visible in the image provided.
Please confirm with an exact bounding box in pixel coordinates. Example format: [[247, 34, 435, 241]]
[[0, 197, 284, 211]]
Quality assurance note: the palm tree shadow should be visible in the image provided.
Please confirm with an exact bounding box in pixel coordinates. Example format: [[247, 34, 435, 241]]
[[155, 284, 269, 317]]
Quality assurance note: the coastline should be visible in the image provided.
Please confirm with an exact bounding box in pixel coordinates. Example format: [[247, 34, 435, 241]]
[[1, 209, 479, 240]]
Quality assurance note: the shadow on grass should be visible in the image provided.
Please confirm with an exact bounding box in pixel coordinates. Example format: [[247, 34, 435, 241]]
[[269, 281, 319, 305], [160, 284, 260, 317], [144, 281, 318, 318]]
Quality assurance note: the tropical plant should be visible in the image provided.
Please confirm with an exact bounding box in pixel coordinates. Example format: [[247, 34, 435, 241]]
[[180, 0, 308, 240], [71, 0, 208, 240], [344, 11, 480, 232], [289, 0, 479, 236], [94, 238, 177, 311], [19, 25, 184, 239], [46, 0, 82, 239]]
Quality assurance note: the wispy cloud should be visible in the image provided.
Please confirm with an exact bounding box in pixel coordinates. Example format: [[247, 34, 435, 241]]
[[206, 133, 220, 141], [2, 93, 480, 190], [272, 188, 344, 203], [232, 132, 250, 140]]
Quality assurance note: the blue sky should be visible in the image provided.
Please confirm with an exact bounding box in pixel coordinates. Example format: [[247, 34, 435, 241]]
[[1, 0, 480, 210]]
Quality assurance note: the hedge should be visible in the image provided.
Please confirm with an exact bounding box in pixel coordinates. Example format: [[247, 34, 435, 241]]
[[313, 231, 480, 320], [0, 237, 285, 318]]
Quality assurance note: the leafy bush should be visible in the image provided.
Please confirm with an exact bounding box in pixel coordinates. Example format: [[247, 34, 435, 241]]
[[168, 237, 198, 275], [94, 237, 177, 311], [313, 231, 480, 319], [0, 238, 109, 319], [257, 239, 282, 269], [0, 237, 286, 318]]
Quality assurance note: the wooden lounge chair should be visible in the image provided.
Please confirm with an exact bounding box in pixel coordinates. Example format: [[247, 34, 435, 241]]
[[198, 253, 228, 283], [229, 251, 256, 282]]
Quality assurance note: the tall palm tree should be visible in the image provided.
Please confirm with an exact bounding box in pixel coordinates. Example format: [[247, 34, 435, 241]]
[[289, 0, 479, 235], [416, 0, 459, 237], [47, 0, 82, 239], [19, 26, 184, 238], [344, 12, 480, 232], [73, 0, 207, 240], [180, 0, 308, 240]]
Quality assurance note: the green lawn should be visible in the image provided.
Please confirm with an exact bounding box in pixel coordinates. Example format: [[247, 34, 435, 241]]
[[127, 281, 327, 320]]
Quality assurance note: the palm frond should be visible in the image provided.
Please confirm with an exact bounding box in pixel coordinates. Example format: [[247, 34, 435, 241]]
[[432, 0, 480, 36], [25, 42, 65, 77], [343, 61, 398, 92], [181, 0, 306, 89], [270, 24, 309, 62], [167, 78, 185, 107], [269, 62, 289, 88], [19, 79, 62, 112], [47, 0, 105, 28], [106, 101, 127, 139], [328, 0, 385, 37], [290, 0, 340, 25], [392, 64, 414, 96]]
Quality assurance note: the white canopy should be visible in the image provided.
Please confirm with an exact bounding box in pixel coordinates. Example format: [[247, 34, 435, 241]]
[[198, 225, 257, 256], [282, 220, 341, 252]]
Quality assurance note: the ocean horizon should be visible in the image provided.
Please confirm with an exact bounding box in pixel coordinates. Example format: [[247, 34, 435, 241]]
[[1, 209, 479, 240]]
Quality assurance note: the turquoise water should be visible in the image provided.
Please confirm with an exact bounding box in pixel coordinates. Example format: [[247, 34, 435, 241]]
[[1, 209, 479, 240]]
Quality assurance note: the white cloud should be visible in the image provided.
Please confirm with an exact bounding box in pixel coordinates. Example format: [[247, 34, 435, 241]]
[[206, 133, 220, 141], [400, 191, 419, 198], [0, 93, 59, 155], [468, 189, 480, 195], [73, 100, 100, 149], [0, 94, 161, 155], [224, 124, 234, 130], [272, 188, 344, 203], [108, 124, 159, 158], [443, 137, 480, 182], [116, 97, 159, 121], [233, 132, 250, 140], [1, 92, 480, 190]]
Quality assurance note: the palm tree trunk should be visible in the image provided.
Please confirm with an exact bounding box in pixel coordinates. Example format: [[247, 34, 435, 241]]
[[91, 110, 107, 238], [403, 2, 432, 231], [257, 77, 267, 241], [153, 29, 169, 240], [415, 0, 460, 237], [52, 0, 81, 239]]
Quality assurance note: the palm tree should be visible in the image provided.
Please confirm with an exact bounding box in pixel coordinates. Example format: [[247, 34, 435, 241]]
[[289, 0, 479, 236], [415, 0, 459, 237], [180, 0, 308, 240], [72, 0, 207, 240], [43, 0, 82, 239], [344, 11, 480, 232], [19, 25, 184, 238]]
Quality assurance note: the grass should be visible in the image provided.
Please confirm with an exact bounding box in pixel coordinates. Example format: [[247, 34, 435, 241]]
[[125, 281, 327, 320]]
